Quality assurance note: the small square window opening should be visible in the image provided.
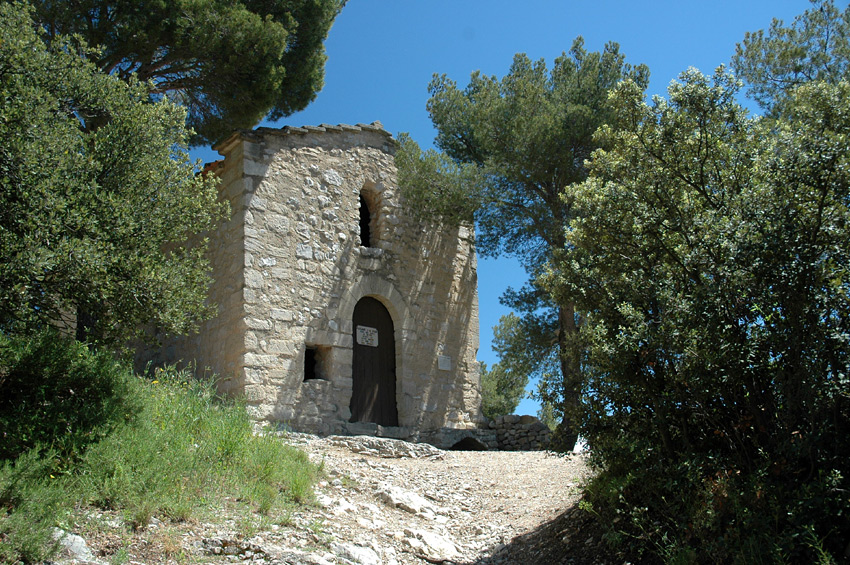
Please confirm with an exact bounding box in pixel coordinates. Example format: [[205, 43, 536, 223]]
[[304, 345, 331, 381]]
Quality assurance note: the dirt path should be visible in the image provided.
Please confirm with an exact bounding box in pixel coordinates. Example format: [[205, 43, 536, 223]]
[[299, 434, 592, 564], [59, 434, 608, 564]]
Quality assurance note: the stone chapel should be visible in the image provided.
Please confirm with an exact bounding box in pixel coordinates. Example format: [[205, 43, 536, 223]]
[[159, 121, 484, 439]]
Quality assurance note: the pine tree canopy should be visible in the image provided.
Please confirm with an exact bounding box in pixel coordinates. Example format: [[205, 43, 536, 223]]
[[27, 0, 345, 145]]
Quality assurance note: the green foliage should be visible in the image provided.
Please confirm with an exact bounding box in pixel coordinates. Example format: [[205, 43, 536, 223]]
[[0, 3, 228, 345], [0, 329, 138, 463], [395, 133, 481, 225], [27, 0, 345, 145], [495, 288, 564, 402], [77, 367, 316, 526], [733, 0, 850, 115], [0, 363, 317, 561], [479, 309, 560, 420], [479, 361, 524, 419], [0, 449, 69, 563], [406, 37, 649, 266], [545, 67, 850, 561], [535, 401, 559, 431], [397, 39, 648, 443]]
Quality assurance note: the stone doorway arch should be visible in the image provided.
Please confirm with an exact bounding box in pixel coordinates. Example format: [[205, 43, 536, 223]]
[[350, 296, 398, 426]]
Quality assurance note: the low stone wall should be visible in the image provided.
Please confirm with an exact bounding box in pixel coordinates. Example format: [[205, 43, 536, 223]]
[[486, 415, 552, 451], [316, 415, 551, 451], [339, 422, 499, 451]]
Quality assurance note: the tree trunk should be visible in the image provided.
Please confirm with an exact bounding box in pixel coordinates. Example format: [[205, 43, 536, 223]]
[[555, 302, 581, 450], [75, 304, 100, 343]]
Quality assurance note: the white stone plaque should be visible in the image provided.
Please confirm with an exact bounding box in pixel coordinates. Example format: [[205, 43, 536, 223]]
[[438, 355, 452, 371], [356, 325, 379, 347]]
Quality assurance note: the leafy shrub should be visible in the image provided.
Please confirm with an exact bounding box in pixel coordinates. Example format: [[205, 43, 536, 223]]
[[549, 73, 850, 562], [0, 2, 226, 346], [0, 329, 138, 463], [552, 7, 850, 560]]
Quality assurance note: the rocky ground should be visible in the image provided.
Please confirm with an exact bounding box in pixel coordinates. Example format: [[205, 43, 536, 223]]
[[53, 433, 623, 565]]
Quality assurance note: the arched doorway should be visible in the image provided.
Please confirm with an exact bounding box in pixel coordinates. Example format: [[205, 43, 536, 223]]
[[350, 296, 398, 426]]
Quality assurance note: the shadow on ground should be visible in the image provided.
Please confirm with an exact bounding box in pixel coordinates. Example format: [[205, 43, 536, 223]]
[[471, 503, 646, 565]]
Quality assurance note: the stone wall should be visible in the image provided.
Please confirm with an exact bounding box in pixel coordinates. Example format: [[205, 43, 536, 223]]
[[485, 415, 552, 451], [340, 414, 552, 452], [152, 122, 483, 436]]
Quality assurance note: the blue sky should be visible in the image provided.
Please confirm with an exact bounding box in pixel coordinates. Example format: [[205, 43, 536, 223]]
[[192, 1, 824, 416]]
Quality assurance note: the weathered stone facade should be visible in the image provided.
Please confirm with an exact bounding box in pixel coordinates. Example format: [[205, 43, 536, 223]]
[[162, 122, 483, 436]]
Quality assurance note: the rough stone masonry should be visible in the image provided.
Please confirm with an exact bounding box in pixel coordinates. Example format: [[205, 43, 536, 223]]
[[153, 122, 484, 440]]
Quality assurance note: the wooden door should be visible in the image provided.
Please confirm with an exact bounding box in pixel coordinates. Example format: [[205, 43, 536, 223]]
[[350, 297, 398, 426]]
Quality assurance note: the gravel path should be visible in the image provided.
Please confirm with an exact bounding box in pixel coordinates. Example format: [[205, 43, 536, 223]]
[[58, 434, 609, 565], [297, 434, 592, 564]]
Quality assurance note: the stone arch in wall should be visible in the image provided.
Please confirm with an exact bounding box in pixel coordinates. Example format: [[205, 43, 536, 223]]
[[338, 274, 413, 334], [339, 274, 413, 426], [350, 296, 398, 425]]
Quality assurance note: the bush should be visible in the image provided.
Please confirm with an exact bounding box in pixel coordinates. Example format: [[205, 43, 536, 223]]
[[0, 329, 138, 463], [0, 3, 227, 346], [549, 73, 850, 561]]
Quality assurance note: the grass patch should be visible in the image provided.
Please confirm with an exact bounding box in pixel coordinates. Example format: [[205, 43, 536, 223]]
[[0, 332, 317, 562], [0, 449, 69, 562], [76, 368, 317, 527]]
